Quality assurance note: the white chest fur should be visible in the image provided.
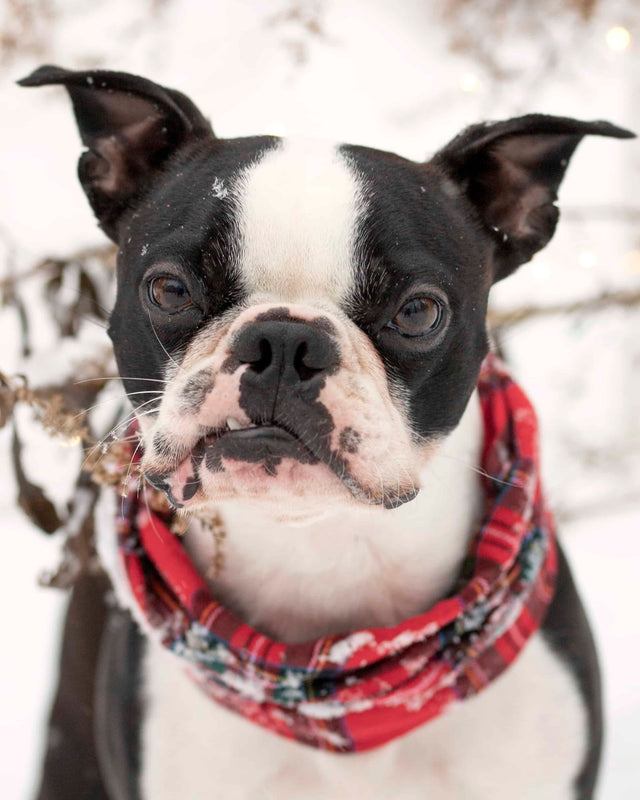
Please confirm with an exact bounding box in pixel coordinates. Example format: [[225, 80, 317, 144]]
[[139, 634, 586, 800]]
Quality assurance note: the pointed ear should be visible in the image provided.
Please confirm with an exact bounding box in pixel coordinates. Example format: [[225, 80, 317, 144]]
[[431, 114, 635, 282], [19, 65, 214, 241]]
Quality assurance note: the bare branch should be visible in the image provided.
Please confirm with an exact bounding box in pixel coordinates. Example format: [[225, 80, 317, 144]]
[[488, 288, 640, 329], [562, 205, 640, 223], [0, 245, 116, 292]]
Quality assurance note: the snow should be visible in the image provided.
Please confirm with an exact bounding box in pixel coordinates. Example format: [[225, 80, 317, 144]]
[[0, 448, 68, 800], [562, 506, 640, 798], [0, 0, 638, 797], [328, 630, 375, 664], [210, 178, 229, 199]]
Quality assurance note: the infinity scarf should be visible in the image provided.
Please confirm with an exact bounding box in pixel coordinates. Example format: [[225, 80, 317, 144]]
[[116, 353, 557, 753]]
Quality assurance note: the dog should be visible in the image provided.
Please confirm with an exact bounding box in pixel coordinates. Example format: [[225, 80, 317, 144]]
[[20, 65, 634, 800]]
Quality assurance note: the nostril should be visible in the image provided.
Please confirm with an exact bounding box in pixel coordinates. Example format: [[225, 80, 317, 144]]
[[253, 338, 272, 374], [294, 341, 325, 382], [240, 338, 273, 373]]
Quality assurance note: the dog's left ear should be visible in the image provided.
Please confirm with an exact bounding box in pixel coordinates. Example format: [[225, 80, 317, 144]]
[[19, 65, 214, 241], [432, 114, 635, 282]]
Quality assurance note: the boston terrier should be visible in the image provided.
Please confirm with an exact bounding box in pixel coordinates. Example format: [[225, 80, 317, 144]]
[[20, 66, 634, 800]]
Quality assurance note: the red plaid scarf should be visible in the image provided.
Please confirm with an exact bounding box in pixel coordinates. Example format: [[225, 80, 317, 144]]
[[116, 353, 557, 753]]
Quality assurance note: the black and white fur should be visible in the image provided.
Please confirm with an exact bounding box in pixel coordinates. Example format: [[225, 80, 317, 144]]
[[20, 65, 634, 799]]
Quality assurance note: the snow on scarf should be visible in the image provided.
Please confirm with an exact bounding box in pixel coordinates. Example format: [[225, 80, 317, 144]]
[[116, 353, 557, 753]]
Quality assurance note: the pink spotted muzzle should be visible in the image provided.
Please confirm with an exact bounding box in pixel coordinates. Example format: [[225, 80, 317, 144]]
[[140, 303, 421, 512]]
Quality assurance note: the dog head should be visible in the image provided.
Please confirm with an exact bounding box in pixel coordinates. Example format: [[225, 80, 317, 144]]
[[20, 66, 634, 514]]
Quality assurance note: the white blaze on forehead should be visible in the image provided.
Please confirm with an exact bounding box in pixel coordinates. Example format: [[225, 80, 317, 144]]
[[235, 138, 361, 303]]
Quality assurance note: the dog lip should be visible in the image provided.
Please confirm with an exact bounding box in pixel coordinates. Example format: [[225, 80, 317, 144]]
[[144, 471, 185, 509], [202, 422, 310, 454], [221, 425, 297, 442], [200, 423, 297, 446], [196, 422, 314, 462], [195, 422, 344, 489], [164, 422, 414, 509], [199, 422, 318, 474]]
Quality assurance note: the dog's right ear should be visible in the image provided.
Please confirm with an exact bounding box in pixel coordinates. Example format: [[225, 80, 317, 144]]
[[19, 65, 214, 241], [431, 114, 635, 282]]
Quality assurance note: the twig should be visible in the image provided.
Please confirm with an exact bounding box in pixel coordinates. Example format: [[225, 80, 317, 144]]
[[38, 472, 102, 589], [562, 205, 640, 223], [0, 244, 116, 292], [488, 288, 640, 329]]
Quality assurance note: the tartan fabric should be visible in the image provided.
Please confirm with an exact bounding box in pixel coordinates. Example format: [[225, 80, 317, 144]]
[[116, 353, 557, 753]]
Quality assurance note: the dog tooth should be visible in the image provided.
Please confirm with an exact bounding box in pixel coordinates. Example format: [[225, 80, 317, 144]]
[[226, 417, 243, 431]]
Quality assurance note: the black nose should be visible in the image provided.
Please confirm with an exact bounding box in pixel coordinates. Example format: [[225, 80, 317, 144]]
[[233, 319, 339, 386]]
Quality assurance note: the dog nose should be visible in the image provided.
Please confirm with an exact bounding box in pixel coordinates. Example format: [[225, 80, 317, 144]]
[[233, 320, 339, 386]]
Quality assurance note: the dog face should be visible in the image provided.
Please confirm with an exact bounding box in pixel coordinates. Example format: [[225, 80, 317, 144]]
[[109, 136, 491, 512], [20, 66, 633, 513]]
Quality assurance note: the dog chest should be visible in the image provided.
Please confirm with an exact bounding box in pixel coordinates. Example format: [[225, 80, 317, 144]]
[[138, 633, 587, 800]]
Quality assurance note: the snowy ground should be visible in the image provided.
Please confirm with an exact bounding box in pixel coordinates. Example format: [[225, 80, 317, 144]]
[[1, 1, 638, 797]]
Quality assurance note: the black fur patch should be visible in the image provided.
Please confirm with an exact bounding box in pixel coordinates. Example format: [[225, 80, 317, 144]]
[[179, 368, 215, 413], [151, 432, 174, 458], [541, 544, 603, 797], [341, 144, 491, 440], [253, 307, 338, 339], [107, 136, 279, 402], [182, 474, 201, 501], [144, 471, 183, 509], [220, 353, 241, 374], [339, 427, 360, 454]]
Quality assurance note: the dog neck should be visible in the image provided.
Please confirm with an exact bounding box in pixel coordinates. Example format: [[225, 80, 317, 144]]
[[183, 391, 483, 644]]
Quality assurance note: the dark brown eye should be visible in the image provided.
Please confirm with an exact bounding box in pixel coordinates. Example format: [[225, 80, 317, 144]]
[[389, 296, 442, 337], [148, 276, 192, 312]]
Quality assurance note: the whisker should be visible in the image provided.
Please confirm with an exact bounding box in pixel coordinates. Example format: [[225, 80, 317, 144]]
[[436, 450, 521, 489], [74, 376, 167, 385], [82, 412, 137, 469], [146, 310, 183, 376], [78, 316, 109, 331], [132, 406, 162, 420], [69, 390, 162, 422], [121, 438, 144, 517], [128, 397, 163, 418]]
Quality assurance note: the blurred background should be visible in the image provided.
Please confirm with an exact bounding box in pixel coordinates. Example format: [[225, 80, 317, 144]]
[[0, 0, 638, 797]]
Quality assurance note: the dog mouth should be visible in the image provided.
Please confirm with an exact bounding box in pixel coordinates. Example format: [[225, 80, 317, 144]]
[[144, 417, 419, 511], [145, 417, 330, 507], [196, 419, 321, 477]]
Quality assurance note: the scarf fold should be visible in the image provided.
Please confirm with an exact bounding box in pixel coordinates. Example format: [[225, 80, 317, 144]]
[[116, 353, 557, 753]]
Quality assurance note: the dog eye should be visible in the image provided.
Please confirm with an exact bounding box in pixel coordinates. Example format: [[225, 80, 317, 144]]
[[148, 276, 192, 312], [389, 296, 442, 337]]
